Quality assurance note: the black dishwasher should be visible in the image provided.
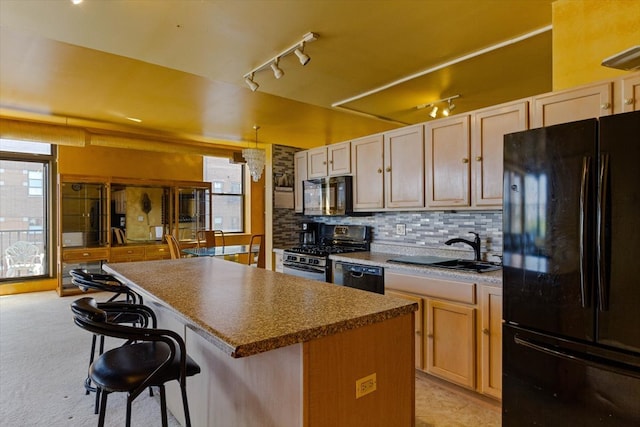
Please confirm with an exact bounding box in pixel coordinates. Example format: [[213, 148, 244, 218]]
[[333, 262, 384, 294]]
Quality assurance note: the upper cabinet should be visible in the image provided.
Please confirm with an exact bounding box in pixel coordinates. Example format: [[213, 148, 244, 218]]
[[384, 125, 425, 209], [306, 141, 351, 179], [294, 151, 307, 213], [425, 115, 471, 208], [471, 101, 529, 208], [352, 134, 385, 210], [620, 73, 640, 112], [531, 81, 613, 128]]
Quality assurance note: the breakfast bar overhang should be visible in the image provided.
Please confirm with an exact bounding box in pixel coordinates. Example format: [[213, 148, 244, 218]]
[[104, 257, 417, 427]]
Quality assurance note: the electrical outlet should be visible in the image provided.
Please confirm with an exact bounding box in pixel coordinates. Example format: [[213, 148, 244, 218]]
[[355, 373, 377, 398], [396, 224, 406, 235]]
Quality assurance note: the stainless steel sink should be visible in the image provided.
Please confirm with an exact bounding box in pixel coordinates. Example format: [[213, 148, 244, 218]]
[[428, 259, 501, 272]]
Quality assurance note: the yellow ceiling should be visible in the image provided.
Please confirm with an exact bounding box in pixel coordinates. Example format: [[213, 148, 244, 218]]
[[0, 0, 554, 149]]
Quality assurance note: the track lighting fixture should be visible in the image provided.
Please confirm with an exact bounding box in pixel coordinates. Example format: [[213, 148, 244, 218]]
[[294, 44, 311, 66], [442, 99, 456, 116], [245, 73, 259, 92], [270, 58, 284, 79], [243, 32, 318, 92], [417, 95, 461, 119]]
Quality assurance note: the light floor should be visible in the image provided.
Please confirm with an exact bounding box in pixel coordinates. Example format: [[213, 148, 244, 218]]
[[415, 370, 501, 426]]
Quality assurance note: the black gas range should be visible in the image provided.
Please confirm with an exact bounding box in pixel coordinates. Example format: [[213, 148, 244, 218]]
[[283, 224, 370, 282]]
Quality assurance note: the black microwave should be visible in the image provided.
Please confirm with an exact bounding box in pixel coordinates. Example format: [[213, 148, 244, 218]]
[[303, 176, 353, 216]]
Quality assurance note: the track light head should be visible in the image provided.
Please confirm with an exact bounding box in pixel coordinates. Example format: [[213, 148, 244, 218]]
[[245, 74, 259, 92], [270, 59, 284, 79], [294, 44, 311, 65], [429, 106, 439, 118], [442, 99, 456, 116]]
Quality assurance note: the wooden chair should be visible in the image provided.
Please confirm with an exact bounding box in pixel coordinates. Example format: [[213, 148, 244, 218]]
[[247, 234, 265, 268], [196, 230, 225, 248], [111, 227, 126, 245], [164, 234, 182, 259]]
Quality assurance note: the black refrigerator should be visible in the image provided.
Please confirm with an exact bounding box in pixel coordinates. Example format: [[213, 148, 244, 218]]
[[502, 110, 640, 426]]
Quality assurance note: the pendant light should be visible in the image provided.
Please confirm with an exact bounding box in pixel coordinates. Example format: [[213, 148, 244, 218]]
[[242, 125, 265, 182]]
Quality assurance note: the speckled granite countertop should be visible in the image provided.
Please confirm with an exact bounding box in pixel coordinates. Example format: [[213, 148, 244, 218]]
[[328, 251, 502, 286], [103, 257, 417, 359]]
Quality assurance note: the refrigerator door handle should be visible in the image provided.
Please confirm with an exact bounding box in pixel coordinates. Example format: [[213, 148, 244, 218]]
[[514, 334, 640, 379], [579, 156, 591, 308], [597, 153, 609, 311]]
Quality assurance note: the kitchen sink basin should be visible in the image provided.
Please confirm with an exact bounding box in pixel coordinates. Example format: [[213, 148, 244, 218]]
[[428, 259, 502, 272]]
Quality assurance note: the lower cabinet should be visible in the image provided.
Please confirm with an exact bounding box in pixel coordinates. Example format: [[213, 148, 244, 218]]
[[479, 286, 502, 399], [385, 269, 502, 399], [426, 299, 476, 389], [385, 289, 424, 370]]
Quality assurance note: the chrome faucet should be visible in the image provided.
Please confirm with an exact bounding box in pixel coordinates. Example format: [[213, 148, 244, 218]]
[[445, 232, 481, 261]]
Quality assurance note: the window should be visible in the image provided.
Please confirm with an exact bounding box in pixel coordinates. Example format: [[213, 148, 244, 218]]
[[203, 156, 244, 233], [1, 139, 53, 280], [28, 170, 43, 196]]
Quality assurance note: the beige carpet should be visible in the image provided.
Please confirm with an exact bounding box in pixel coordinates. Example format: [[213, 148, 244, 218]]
[[0, 290, 180, 427], [1, 290, 500, 426]]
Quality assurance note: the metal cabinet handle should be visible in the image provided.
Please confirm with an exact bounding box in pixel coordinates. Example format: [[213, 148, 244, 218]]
[[462, 158, 469, 163], [600, 102, 611, 110], [427, 333, 434, 338], [476, 156, 482, 161], [482, 328, 490, 335], [329, 160, 333, 164], [323, 161, 327, 165], [624, 98, 634, 105], [377, 168, 383, 173], [386, 167, 391, 172]]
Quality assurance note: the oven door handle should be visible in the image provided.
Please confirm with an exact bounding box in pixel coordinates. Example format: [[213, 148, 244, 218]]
[[283, 263, 325, 274]]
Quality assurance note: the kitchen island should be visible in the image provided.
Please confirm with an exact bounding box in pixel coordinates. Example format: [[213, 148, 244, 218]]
[[104, 256, 417, 427]]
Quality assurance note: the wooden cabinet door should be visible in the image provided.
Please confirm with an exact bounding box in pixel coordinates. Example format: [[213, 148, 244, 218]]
[[620, 72, 640, 112], [386, 289, 424, 370], [307, 147, 328, 179], [426, 299, 476, 389], [532, 81, 612, 127], [293, 151, 307, 213], [327, 141, 351, 176], [425, 115, 471, 208], [480, 286, 502, 399], [472, 101, 528, 207], [384, 125, 425, 209], [351, 134, 384, 210]]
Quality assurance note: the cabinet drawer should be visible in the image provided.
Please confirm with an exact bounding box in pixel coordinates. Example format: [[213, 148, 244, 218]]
[[110, 246, 145, 262], [63, 248, 110, 261], [145, 245, 171, 260], [386, 271, 476, 304]]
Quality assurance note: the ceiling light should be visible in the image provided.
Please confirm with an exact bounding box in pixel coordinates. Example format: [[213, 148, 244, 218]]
[[71, 0, 83, 4], [243, 32, 318, 91], [417, 95, 460, 118], [270, 59, 284, 79], [442, 99, 456, 116], [294, 44, 311, 66], [245, 74, 259, 92], [601, 45, 640, 70], [243, 125, 265, 182]]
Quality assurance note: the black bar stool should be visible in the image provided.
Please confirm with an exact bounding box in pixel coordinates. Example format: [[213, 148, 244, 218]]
[[71, 297, 201, 427]]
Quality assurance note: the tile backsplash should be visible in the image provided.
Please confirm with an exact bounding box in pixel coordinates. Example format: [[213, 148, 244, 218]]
[[272, 144, 503, 260]]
